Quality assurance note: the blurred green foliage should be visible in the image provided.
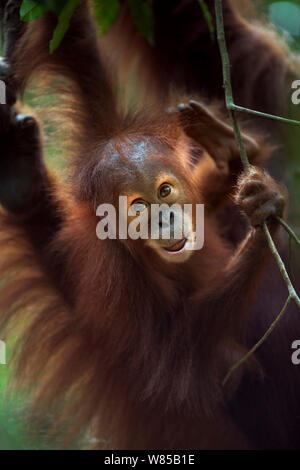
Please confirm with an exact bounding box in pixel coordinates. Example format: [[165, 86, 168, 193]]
[[20, 0, 155, 50], [258, 0, 300, 50], [264, 2, 300, 227], [0, 0, 300, 450], [93, 0, 121, 35], [197, 0, 215, 37]]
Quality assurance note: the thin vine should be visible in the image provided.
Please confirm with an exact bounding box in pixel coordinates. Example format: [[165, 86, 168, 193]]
[[213, 0, 300, 386]]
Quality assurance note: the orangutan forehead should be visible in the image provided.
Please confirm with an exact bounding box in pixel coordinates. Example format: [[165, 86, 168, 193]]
[[102, 136, 174, 165]]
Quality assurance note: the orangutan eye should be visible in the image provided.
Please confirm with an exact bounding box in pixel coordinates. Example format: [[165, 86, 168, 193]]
[[159, 183, 172, 198], [131, 200, 148, 214]]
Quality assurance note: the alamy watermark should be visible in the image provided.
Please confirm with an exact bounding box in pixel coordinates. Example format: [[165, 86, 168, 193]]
[[0, 80, 6, 105], [291, 340, 300, 365], [0, 340, 6, 365], [291, 80, 300, 105], [96, 197, 205, 251]]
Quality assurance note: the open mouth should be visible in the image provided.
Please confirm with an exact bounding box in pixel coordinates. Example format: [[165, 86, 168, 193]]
[[163, 238, 187, 253]]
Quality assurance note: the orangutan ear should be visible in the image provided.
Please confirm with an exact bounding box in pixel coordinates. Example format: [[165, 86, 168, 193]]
[[170, 100, 259, 174]]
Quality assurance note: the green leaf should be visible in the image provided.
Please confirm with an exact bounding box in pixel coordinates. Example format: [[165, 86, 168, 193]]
[[49, 0, 83, 53], [34, 0, 66, 14], [20, 0, 48, 22], [128, 0, 154, 45], [197, 0, 215, 37], [93, 0, 120, 36]]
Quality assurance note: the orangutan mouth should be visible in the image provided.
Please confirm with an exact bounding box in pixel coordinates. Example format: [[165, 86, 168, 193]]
[[163, 238, 187, 253]]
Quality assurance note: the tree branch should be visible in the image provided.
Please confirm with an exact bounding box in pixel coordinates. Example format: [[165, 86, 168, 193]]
[[263, 222, 300, 308], [222, 296, 292, 386], [214, 0, 300, 385], [276, 216, 300, 247], [230, 104, 300, 127]]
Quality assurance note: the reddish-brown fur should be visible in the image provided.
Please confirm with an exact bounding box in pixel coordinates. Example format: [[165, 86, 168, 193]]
[[0, 1, 299, 450], [106, 0, 296, 116], [104, 0, 300, 188]]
